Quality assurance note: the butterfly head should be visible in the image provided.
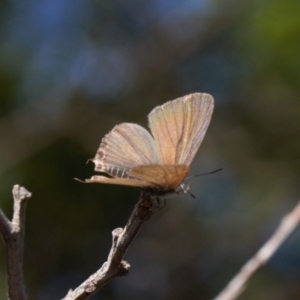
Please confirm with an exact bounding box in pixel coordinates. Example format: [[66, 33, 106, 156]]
[[175, 183, 195, 199], [144, 181, 192, 197], [175, 183, 190, 195]]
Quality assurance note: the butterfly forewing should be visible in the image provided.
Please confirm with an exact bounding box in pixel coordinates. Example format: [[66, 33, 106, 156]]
[[93, 123, 160, 178], [148, 93, 213, 166], [177, 93, 214, 165], [147, 99, 185, 164], [129, 164, 189, 191]]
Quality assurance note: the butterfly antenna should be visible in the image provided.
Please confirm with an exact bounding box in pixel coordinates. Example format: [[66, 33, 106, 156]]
[[186, 168, 223, 180], [188, 190, 196, 199]]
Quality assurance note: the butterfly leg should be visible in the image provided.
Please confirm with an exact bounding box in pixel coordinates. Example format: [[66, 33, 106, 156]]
[[162, 198, 166, 208], [152, 196, 166, 213], [150, 196, 158, 211]]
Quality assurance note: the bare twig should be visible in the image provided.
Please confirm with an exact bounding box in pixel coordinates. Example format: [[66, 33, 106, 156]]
[[0, 185, 32, 300], [214, 200, 300, 300], [62, 191, 154, 300]]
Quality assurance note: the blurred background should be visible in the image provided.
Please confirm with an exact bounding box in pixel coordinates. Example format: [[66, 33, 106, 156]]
[[1, 0, 300, 299]]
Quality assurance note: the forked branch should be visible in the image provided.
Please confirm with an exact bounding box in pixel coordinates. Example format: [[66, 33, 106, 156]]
[[0, 185, 32, 300], [62, 191, 154, 300], [2, 185, 298, 300]]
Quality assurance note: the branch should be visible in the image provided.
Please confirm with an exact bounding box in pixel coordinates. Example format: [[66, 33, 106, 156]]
[[0, 185, 32, 300], [62, 191, 154, 300], [214, 200, 300, 300]]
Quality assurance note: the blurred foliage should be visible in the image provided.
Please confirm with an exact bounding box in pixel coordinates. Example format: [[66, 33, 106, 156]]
[[1, 0, 300, 299]]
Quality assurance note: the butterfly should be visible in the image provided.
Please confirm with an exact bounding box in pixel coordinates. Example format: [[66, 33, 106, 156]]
[[85, 93, 214, 196]]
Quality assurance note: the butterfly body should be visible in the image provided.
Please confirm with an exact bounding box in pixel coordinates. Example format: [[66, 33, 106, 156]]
[[85, 93, 214, 196]]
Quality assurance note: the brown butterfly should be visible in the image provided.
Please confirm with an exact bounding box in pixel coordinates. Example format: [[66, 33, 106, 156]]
[[85, 93, 214, 196]]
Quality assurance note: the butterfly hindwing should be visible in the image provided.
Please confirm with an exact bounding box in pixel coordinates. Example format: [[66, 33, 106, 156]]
[[86, 175, 152, 188], [129, 164, 189, 191]]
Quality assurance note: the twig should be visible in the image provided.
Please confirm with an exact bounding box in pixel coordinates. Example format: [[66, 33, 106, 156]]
[[0, 185, 32, 300], [214, 200, 300, 300], [62, 190, 154, 300]]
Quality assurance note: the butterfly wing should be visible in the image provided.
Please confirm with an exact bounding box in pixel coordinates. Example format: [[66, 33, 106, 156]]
[[129, 164, 189, 191], [85, 175, 153, 188], [148, 93, 214, 165], [92, 123, 160, 178]]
